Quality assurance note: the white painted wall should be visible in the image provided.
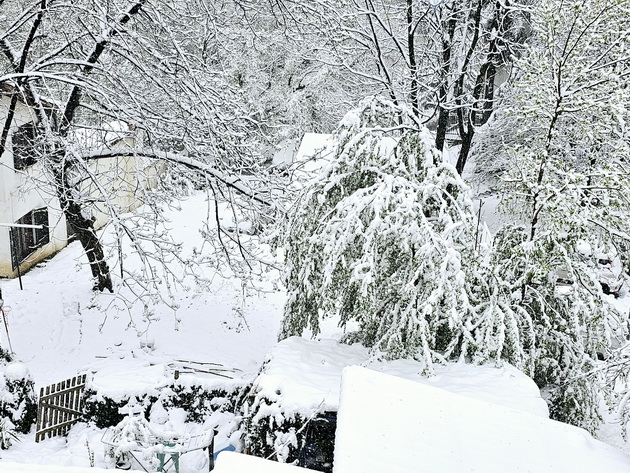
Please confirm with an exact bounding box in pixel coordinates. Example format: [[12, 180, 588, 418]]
[[0, 94, 68, 277]]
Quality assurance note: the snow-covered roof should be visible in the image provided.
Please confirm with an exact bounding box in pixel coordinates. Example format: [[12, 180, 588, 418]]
[[333, 366, 630, 473], [213, 451, 315, 473], [293, 133, 332, 163], [70, 121, 135, 150], [0, 462, 143, 473], [252, 337, 548, 418]]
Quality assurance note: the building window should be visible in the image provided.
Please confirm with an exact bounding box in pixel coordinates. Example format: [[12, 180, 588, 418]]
[[12, 122, 38, 170], [10, 208, 50, 269]]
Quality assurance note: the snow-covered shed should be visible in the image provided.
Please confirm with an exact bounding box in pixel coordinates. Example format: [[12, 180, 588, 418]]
[[333, 366, 630, 473]]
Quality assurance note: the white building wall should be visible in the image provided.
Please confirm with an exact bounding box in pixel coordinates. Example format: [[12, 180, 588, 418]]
[[0, 94, 68, 278]]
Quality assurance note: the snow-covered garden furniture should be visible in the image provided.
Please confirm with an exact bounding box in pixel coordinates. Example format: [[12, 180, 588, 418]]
[[101, 413, 215, 472]]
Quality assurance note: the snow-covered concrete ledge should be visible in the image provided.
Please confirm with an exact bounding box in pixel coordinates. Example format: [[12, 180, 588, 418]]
[[334, 366, 630, 473], [0, 462, 143, 473], [213, 451, 315, 473]]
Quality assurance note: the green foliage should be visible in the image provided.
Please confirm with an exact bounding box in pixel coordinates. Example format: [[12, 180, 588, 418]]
[[473, 0, 630, 432], [488, 227, 617, 433], [281, 97, 483, 367], [240, 388, 336, 472], [241, 398, 303, 464], [81, 390, 133, 429], [82, 381, 244, 428]]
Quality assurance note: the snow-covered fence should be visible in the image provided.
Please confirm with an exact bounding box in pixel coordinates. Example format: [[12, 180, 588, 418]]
[[35, 374, 87, 442]]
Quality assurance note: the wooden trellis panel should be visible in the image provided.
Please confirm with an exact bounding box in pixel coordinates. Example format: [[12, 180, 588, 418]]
[[35, 374, 86, 442]]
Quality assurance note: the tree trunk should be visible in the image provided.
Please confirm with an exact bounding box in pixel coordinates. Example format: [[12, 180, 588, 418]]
[[435, 16, 457, 153], [53, 159, 113, 292]]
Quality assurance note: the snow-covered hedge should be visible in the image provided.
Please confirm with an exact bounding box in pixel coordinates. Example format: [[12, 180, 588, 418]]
[[82, 375, 248, 429], [0, 349, 37, 441], [241, 336, 549, 471]]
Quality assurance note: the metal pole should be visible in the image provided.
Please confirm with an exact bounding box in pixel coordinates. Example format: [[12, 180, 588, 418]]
[[8, 228, 23, 290]]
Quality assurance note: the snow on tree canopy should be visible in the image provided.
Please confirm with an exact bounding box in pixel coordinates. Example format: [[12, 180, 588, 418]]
[[281, 96, 476, 366]]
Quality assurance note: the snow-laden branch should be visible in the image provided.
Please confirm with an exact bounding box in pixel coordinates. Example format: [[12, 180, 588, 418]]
[[83, 148, 279, 209]]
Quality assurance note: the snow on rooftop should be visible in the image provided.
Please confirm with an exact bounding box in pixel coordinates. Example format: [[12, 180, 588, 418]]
[[213, 451, 315, 473], [0, 462, 143, 473], [293, 133, 332, 163], [252, 337, 548, 418], [334, 366, 630, 473], [70, 121, 134, 150]]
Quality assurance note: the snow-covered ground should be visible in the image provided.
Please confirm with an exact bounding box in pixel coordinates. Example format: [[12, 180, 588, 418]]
[[0, 185, 629, 471], [0, 192, 285, 470]]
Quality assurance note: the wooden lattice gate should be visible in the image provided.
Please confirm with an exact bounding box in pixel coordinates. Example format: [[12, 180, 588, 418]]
[[35, 374, 87, 442]]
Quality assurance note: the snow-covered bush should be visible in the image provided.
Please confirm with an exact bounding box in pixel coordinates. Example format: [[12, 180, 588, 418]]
[[82, 378, 246, 428], [0, 355, 37, 438], [82, 390, 148, 429], [239, 338, 360, 470], [281, 96, 478, 367], [0, 418, 19, 450], [241, 404, 336, 472]]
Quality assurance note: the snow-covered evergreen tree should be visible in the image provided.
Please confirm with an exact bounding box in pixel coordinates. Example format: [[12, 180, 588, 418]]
[[281, 97, 479, 368]]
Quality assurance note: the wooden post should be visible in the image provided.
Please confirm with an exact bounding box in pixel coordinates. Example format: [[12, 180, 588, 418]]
[[208, 429, 217, 471]]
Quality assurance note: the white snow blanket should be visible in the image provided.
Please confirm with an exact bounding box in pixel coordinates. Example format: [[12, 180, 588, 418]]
[[334, 366, 630, 473], [213, 451, 314, 473], [0, 462, 143, 473], [253, 337, 548, 418]]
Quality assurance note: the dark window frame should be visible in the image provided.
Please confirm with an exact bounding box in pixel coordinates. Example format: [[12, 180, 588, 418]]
[[11, 121, 38, 170], [10, 207, 50, 269]]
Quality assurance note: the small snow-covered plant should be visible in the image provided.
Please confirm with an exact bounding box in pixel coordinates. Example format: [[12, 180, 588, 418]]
[[107, 413, 160, 467], [0, 418, 19, 450], [85, 440, 95, 467], [281, 96, 478, 368]]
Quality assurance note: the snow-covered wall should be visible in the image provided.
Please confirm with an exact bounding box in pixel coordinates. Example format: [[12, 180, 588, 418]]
[[0, 93, 68, 278]]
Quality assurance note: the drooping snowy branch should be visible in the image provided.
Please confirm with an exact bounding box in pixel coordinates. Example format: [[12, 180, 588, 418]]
[[83, 148, 280, 210]]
